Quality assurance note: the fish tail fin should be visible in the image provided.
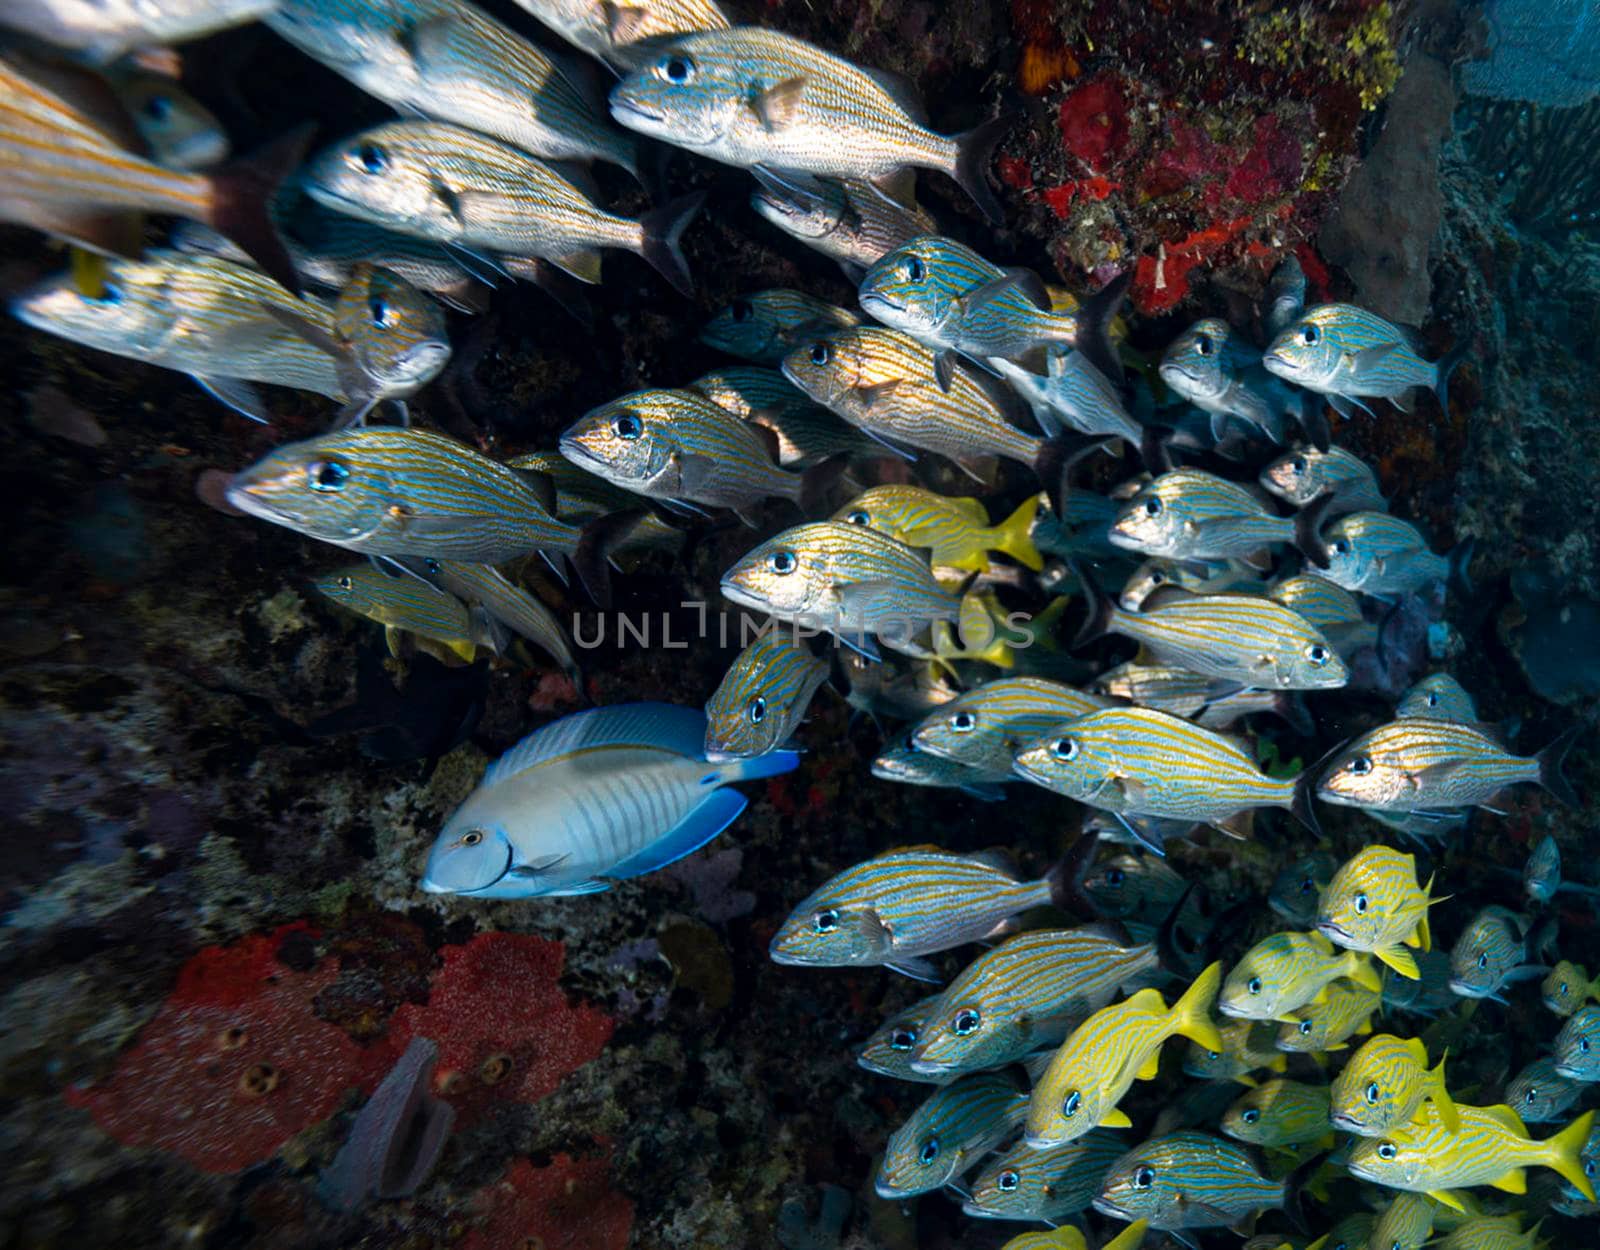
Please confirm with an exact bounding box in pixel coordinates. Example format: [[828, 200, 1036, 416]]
[[1287, 766, 1322, 837], [951, 114, 1014, 225], [1545, 1110, 1597, 1201], [1292, 491, 1338, 570], [797, 452, 849, 515], [1073, 268, 1132, 386], [1435, 335, 1472, 413], [1271, 691, 1315, 738], [1280, 1154, 1320, 1235], [718, 749, 801, 782], [205, 123, 313, 297], [1346, 953, 1383, 993], [571, 508, 646, 607], [1298, 394, 1333, 452], [1170, 960, 1224, 1051], [1068, 557, 1117, 650], [636, 190, 707, 296], [992, 493, 1044, 571], [1429, 1049, 1459, 1132], [1033, 433, 1111, 518], [1139, 424, 1175, 475], [1447, 535, 1476, 596], [1535, 724, 1583, 809]]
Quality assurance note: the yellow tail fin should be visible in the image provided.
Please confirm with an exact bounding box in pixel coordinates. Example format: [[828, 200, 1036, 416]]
[[991, 493, 1044, 571], [1101, 1220, 1151, 1250], [1429, 1049, 1459, 1132], [1170, 961, 1224, 1051], [1545, 1110, 1597, 1201]]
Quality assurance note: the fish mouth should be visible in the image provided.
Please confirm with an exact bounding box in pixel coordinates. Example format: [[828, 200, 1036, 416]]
[[1317, 919, 1352, 941], [858, 291, 904, 316], [702, 746, 738, 764], [1554, 1059, 1589, 1079], [1329, 1111, 1366, 1132], [959, 1198, 998, 1218], [608, 98, 670, 128], [1446, 976, 1490, 998], [1091, 1196, 1132, 1221], [1022, 1132, 1061, 1150], [556, 438, 611, 477], [718, 577, 768, 614], [908, 1056, 954, 1076], [224, 477, 289, 523]]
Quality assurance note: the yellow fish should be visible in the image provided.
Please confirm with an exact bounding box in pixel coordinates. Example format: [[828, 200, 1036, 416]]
[[1315, 845, 1442, 979], [1024, 962, 1223, 1146], [1220, 1078, 1334, 1155], [1435, 1215, 1544, 1250], [1346, 1103, 1595, 1211], [930, 589, 1032, 673], [1219, 930, 1382, 1023], [835, 485, 1043, 572], [1542, 960, 1600, 1017], [1000, 1218, 1150, 1250], [1329, 1033, 1458, 1135], [1183, 1018, 1289, 1086], [1275, 980, 1380, 1054]]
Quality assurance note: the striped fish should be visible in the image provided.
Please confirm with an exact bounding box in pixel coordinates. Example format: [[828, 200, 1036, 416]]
[[875, 1072, 1028, 1197], [511, 0, 729, 67], [1093, 1131, 1288, 1232], [1220, 1078, 1333, 1152], [316, 563, 488, 662], [1319, 719, 1579, 815], [1554, 1005, 1600, 1081], [406, 558, 582, 688], [857, 994, 949, 1083], [1011, 706, 1321, 833], [1316, 845, 1437, 979], [1122, 558, 1264, 612], [112, 69, 228, 170], [687, 366, 874, 467], [998, 1222, 1149, 1250], [701, 289, 860, 365], [266, 0, 639, 176], [1267, 573, 1374, 653], [1073, 569, 1348, 691], [750, 169, 934, 278], [1302, 509, 1467, 598], [719, 521, 961, 658], [912, 676, 1112, 774], [836, 485, 1044, 573], [1436, 1215, 1545, 1250], [1396, 672, 1478, 722], [1024, 966, 1223, 1146], [1159, 317, 1312, 447], [13, 251, 343, 422], [1268, 851, 1336, 927], [0, 55, 300, 291], [1218, 930, 1382, 1023], [1328, 1033, 1457, 1136], [844, 654, 961, 723], [1274, 979, 1380, 1054], [1542, 961, 1600, 1018], [607, 26, 1011, 222], [1078, 851, 1187, 927], [560, 387, 808, 521], [769, 847, 1063, 980], [299, 120, 703, 293], [1345, 1102, 1596, 1209], [703, 629, 828, 761], [1506, 1056, 1585, 1123], [870, 739, 1009, 800], [1262, 303, 1466, 419], [2, 0, 274, 62], [419, 702, 796, 896], [1109, 468, 1307, 563], [962, 1131, 1125, 1222], [1368, 1193, 1438, 1250], [1259, 444, 1386, 511], [992, 347, 1143, 444], [911, 927, 1161, 1077], [1092, 660, 1252, 718], [1183, 1019, 1287, 1086]]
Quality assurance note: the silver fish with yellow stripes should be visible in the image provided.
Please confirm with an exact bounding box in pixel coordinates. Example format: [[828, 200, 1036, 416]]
[[560, 387, 812, 522], [111, 69, 228, 170], [1274, 978, 1380, 1053], [1025, 964, 1223, 1146], [1267, 573, 1375, 654], [1183, 1019, 1287, 1086], [407, 558, 581, 686], [876, 1071, 1028, 1197], [1554, 1005, 1600, 1081], [1368, 1193, 1438, 1250], [687, 366, 874, 467], [607, 26, 1011, 222], [701, 289, 860, 365], [1012, 706, 1322, 834], [1220, 1078, 1333, 1154], [769, 846, 1065, 981], [836, 485, 1043, 573], [911, 926, 1161, 1076], [703, 629, 827, 761], [1435, 1215, 1545, 1250], [1262, 303, 1467, 419], [1, 0, 275, 63], [316, 562, 495, 662], [265, 0, 640, 177], [992, 347, 1144, 445], [1506, 1056, 1585, 1123], [963, 1131, 1126, 1222], [1159, 317, 1319, 447], [1345, 1102, 1595, 1210], [1259, 444, 1386, 512], [858, 994, 948, 1083], [1093, 1130, 1290, 1234], [1301, 509, 1471, 599], [871, 738, 1009, 801], [1109, 468, 1318, 563], [512, 0, 729, 67], [1219, 930, 1382, 1023], [911, 676, 1113, 775], [1543, 961, 1600, 1018], [1120, 558, 1264, 612], [750, 168, 935, 278], [1315, 845, 1438, 980], [1328, 1032, 1457, 1135], [1090, 660, 1241, 718], [1397, 672, 1478, 722], [1318, 719, 1579, 814], [1072, 566, 1348, 691], [1078, 850, 1188, 926], [0, 54, 302, 292], [300, 120, 703, 293], [720, 522, 960, 658], [13, 251, 343, 423]]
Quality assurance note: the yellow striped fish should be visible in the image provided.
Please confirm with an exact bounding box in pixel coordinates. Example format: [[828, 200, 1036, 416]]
[[857, 994, 948, 1083], [1345, 1103, 1595, 1210], [750, 169, 935, 278], [316, 563, 489, 662], [688, 366, 875, 467], [999, 1218, 1150, 1250], [1328, 1033, 1457, 1136], [835, 485, 1043, 572], [607, 27, 1011, 222], [963, 1131, 1126, 1223], [111, 69, 228, 170], [1219, 930, 1382, 1023], [1554, 1005, 1600, 1081], [1396, 672, 1479, 721], [1435, 1215, 1544, 1250], [1302, 509, 1470, 599], [1542, 961, 1600, 1017], [701, 289, 861, 364], [1109, 468, 1313, 563], [993, 346, 1144, 445], [870, 738, 1010, 800], [1315, 845, 1439, 979], [1448, 905, 1545, 1006], [1120, 558, 1264, 612], [409, 559, 582, 688], [1267, 573, 1376, 654], [1368, 1192, 1438, 1250], [1159, 316, 1313, 447], [912, 676, 1112, 774], [512, 0, 730, 68], [703, 630, 828, 761], [1221, 1078, 1334, 1154], [1092, 1130, 1289, 1233], [911, 926, 1161, 1076], [875, 1071, 1027, 1197], [1259, 445, 1386, 511], [1024, 964, 1222, 1146], [1183, 1018, 1288, 1086], [1091, 660, 1251, 718], [1, 0, 275, 63], [1274, 979, 1380, 1054]]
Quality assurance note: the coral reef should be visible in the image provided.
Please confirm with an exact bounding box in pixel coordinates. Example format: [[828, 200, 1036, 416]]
[[462, 1152, 634, 1250]]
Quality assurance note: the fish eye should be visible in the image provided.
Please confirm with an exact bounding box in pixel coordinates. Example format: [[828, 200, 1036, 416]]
[[1587, 1160, 1597, 1177], [953, 1008, 981, 1035], [1300, 323, 1320, 346], [730, 299, 753, 322], [1477, 951, 1489, 970], [1426, 693, 1440, 706], [1561, 981, 1570, 994], [951, 711, 977, 733], [1290, 454, 1308, 473], [1305, 643, 1330, 665], [660, 54, 695, 82], [1194, 333, 1213, 356], [809, 341, 832, 366], [1063, 1090, 1081, 1117], [1149, 569, 1166, 584], [1298, 1019, 1313, 1036], [1333, 537, 1352, 555], [918, 1136, 939, 1165], [459, 829, 484, 847], [1299, 876, 1316, 895], [368, 297, 389, 327], [768, 549, 797, 575], [1105, 867, 1124, 886], [1525, 1088, 1538, 1103], [355, 141, 387, 174], [1365, 1081, 1380, 1104], [1348, 755, 1373, 776], [1133, 1165, 1155, 1189], [904, 256, 925, 282], [1144, 497, 1163, 516], [143, 93, 173, 122], [845, 509, 870, 526], [889, 1028, 916, 1050], [335, 575, 353, 591], [1049, 737, 1077, 762], [1354, 892, 1369, 914], [746, 695, 766, 724], [1242, 1108, 1260, 1124], [997, 1169, 1020, 1192], [1581, 1037, 1591, 1053], [814, 908, 840, 933], [612, 411, 642, 440], [1247, 977, 1262, 995], [1376, 1141, 1398, 1161], [1206, 1050, 1220, 1060], [307, 459, 349, 492]]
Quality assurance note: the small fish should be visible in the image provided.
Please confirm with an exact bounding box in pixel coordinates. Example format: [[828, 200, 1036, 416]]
[[560, 387, 814, 523], [1268, 852, 1336, 926], [111, 69, 228, 169], [992, 346, 1144, 444], [1368, 1192, 1438, 1250], [701, 289, 860, 365], [875, 1072, 1027, 1197], [1262, 303, 1467, 419], [1024, 964, 1223, 1146], [409, 558, 581, 688], [769, 847, 1065, 981], [1073, 568, 1349, 691], [0, 0, 276, 65], [1315, 845, 1438, 980], [1078, 850, 1188, 925], [1090, 660, 1243, 718], [836, 486, 1043, 573], [1259, 444, 1387, 512], [511, 0, 730, 67], [1263, 254, 1305, 339], [1109, 468, 1317, 563], [749, 168, 934, 278], [419, 702, 797, 896], [1435, 1216, 1545, 1250], [1093, 1130, 1290, 1234], [1328, 1033, 1457, 1136], [1345, 1103, 1595, 1210], [1220, 1079, 1333, 1153], [1517, 834, 1600, 906], [607, 27, 1011, 222], [840, 652, 959, 723], [1012, 707, 1322, 834], [912, 926, 1161, 1076], [1381, 948, 1458, 1019], [997, 1220, 1150, 1250], [1318, 720, 1579, 815], [317, 563, 491, 662], [300, 121, 703, 293], [869, 738, 1010, 800], [963, 1131, 1126, 1222], [857, 994, 946, 1082], [1300, 510, 1471, 599], [1218, 930, 1382, 1023], [687, 366, 873, 467], [1183, 1019, 1288, 1086], [1159, 317, 1318, 447], [1506, 1057, 1585, 1123], [1274, 979, 1380, 1054], [703, 630, 828, 761], [1304, 1213, 1375, 1250], [1543, 962, 1600, 1018], [1366, 806, 1473, 849], [911, 676, 1113, 775], [1554, 1005, 1600, 1082], [1121, 558, 1264, 612], [1267, 573, 1375, 654]]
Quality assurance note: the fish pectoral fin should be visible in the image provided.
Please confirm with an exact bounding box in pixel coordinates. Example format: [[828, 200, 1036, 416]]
[[605, 786, 748, 881], [398, 13, 461, 66], [836, 580, 915, 619], [1347, 342, 1400, 372], [1488, 1168, 1528, 1195], [674, 452, 721, 496], [1374, 944, 1420, 980], [191, 374, 270, 424], [957, 269, 1052, 320], [383, 625, 405, 657], [1426, 1188, 1468, 1212], [1100, 1107, 1133, 1128], [256, 298, 345, 358], [749, 76, 807, 131], [508, 853, 571, 877], [932, 350, 956, 393], [1135, 1050, 1162, 1081], [856, 378, 903, 408], [885, 955, 942, 982]]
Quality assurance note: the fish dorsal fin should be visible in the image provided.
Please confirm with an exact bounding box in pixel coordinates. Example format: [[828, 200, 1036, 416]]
[[965, 847, 1021, 877], [1403, 1037, 1429, 1067], [859, 65, 929, 125], [482, 702, 707, 785], [1124, 987, 1167, 1013], [1480, 1104, 1529, 1137]]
